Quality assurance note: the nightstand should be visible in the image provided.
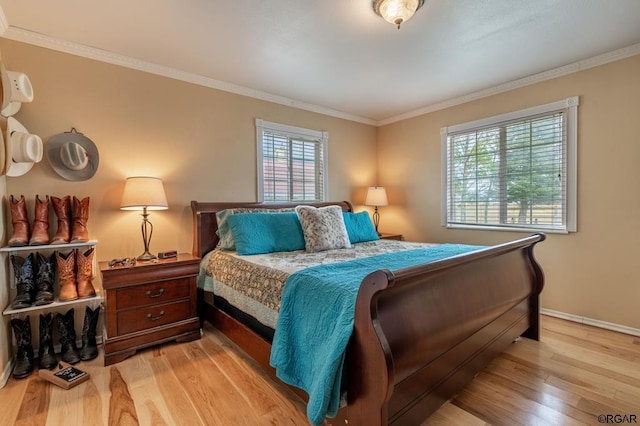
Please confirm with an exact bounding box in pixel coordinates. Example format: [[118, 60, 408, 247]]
[[379, 233, 403, 241], [100, 253, 201, 365]]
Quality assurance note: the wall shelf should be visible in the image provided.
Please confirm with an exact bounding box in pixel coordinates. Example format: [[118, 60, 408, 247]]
[[3, 293, 103, 317], [2, 240, 102, 317], [0, 240, 98, 253]]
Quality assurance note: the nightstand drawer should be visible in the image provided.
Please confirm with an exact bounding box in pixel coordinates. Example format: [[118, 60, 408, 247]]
[[117, 300, 191, 335], [116, 278, 190, 309]]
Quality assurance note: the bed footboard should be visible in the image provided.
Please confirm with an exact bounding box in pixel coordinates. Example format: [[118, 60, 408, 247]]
[[344, 234, 545, 425]]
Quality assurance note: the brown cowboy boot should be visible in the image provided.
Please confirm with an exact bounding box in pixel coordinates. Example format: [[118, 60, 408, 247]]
[[56, 250, 78, 301], [8, 195, 29, 247], [71, 196, 90, 242], [76, 248, 96, 298], [29, 195, 50, 245], [51, 195, 71, 244]]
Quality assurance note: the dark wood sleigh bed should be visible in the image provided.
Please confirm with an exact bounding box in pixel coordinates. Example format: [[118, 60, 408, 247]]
[[191, 200, 545, 425]]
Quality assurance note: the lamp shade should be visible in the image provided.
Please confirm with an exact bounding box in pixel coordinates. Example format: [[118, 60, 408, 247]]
[[120, 176, 168, 211], [364, 186, 388, 207]]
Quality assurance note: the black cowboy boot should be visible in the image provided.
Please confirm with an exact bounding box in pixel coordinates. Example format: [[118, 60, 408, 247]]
[[38, 313, 57, 370], [56, 308, 81, 364], [10, 254, 35, 310], [80, 306, 100, 361], [11, 316, 34, 379], [34, 252, 55, 306]]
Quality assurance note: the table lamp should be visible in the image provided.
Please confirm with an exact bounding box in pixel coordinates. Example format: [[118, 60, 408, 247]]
[[364, 186, 388, 235], [120, 176, 168, 261]]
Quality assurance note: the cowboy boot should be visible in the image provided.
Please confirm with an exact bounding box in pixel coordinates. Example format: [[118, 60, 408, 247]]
[[71, 196, 90, 242], [38, 313, 57, 370], [56, 309, 80, 364], [34, 252, 55, 306], [56, 250, 78, 302], [29, 195, 50, 245], [51, 195, 71, 244], [76, 248, 96, 298], [80, 306, 100, 361], [10, 254, 35, 310], [8, 195, 29, 247], [11, 316, 34, 379]]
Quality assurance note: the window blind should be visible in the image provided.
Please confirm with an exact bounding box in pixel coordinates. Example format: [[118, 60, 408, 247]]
[[256, 119, 327, 203], [442, 97, 578, 233]]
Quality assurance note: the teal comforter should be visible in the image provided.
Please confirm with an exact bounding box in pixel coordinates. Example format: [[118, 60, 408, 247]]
[[269, 244, 483, 425]]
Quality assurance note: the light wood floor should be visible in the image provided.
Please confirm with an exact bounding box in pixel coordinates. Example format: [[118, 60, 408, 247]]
[[1, 315, 638, 425]]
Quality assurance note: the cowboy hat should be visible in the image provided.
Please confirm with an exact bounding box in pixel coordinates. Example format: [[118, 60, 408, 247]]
[[1, 117, 43, 177], [0, 62, 34, 117], [46, 129, 99, 181]]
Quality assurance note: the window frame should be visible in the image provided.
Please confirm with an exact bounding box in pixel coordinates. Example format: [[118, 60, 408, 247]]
[[441, 96, 578, 233], [256, 118, 328, 203]]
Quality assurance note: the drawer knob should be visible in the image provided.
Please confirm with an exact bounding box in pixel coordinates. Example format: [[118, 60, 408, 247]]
[[146, 288, 165, 298], [147, 311, 165, 321]]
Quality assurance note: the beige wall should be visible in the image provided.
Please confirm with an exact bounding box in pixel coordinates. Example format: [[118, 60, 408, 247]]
[[0, 39, 378, 262], [378, 55, 640, 330]]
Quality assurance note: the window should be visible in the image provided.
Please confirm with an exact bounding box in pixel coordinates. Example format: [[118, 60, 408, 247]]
[[441, 97, 578, 233], [256, 119, 328, 203]]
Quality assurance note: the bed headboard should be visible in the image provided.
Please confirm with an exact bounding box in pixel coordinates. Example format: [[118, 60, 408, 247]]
[[190, 201, 354, 258]]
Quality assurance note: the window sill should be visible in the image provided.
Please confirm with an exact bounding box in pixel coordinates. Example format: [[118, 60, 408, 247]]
[[444, 224, 570, 234]]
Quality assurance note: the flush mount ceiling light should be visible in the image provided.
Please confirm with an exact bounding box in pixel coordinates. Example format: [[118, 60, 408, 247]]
[[373, 0, 424, 29]]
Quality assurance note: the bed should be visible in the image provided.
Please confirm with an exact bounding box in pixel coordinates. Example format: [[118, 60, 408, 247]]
[[191, 200, 545, 425]]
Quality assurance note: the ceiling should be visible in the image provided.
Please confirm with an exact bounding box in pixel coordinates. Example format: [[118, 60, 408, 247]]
[[1, 0, 640, 125]]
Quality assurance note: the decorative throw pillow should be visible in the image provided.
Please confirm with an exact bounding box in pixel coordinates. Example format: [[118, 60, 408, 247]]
[[227, 212, 305, 255], [216, 207, 296, 251], [295, 205, 351, 252], [343, 211, 379, 244]]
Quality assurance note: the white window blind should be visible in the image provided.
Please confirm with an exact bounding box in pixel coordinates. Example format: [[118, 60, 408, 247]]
[[441, 97, 578, 233], [256, 119, 328, 203]]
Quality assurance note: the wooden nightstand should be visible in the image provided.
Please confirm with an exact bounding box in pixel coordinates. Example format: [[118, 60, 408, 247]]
[[379, 233, 403, 241], [100, 253, 201, 365]]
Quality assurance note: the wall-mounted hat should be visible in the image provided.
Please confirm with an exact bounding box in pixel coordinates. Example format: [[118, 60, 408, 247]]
[[0, 62, 34, 117], [46, 129, 99, 181], [0, 117, 44, 177]]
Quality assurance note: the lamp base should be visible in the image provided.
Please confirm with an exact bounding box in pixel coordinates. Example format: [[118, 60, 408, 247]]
[[136, 251, 157, 262]]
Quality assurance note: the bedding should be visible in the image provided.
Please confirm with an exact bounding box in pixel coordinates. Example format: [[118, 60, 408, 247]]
[[198, 239, 437, 328], [199, 239, 484, 424]]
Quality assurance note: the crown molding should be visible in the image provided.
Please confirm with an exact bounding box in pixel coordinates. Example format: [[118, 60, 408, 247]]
[[378, 43, 640, 126], [1, 27, 377, 126]]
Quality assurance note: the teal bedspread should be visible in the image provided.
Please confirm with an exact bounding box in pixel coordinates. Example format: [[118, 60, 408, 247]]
[[269, 244, 483, 425]]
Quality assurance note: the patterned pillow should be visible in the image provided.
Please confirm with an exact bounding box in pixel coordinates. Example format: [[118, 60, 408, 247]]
[[295, 205, 351, 252]]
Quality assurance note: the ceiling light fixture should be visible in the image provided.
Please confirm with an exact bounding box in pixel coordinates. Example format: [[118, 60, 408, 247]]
[[373, 0, 424, 29]]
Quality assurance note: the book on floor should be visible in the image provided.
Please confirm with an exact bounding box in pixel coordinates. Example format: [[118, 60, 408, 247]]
[[38, 362, 90, 389]]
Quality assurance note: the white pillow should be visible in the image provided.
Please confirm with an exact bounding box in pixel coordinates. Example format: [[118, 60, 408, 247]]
[[295, 205, 351, 252]]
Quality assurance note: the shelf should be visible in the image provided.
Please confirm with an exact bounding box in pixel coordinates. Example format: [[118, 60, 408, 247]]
[[0, 240, 98, 253], [3, 292, 103, 316]]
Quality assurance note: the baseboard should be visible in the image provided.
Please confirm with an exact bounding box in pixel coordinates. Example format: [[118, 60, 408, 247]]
[[0, 358, 14, 389], [541, 308, 640, 337]]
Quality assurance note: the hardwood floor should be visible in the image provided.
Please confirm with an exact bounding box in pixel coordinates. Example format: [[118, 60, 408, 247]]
[[1, 315, 638, 425]]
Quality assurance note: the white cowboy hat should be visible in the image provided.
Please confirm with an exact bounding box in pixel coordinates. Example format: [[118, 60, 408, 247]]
[[46, 129, 99, 181], [0, 62, 34, 117], [1, 117, 43, 177]]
